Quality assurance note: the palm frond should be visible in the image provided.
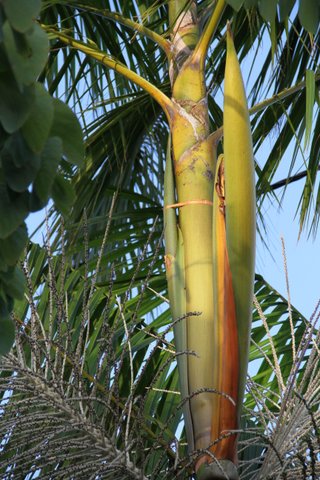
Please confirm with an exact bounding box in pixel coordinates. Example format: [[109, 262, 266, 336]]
[[1, 215, 319, 478], [243, 299, 320, 479], [0, 220, 186, 479], [39, 1, 320, 237]]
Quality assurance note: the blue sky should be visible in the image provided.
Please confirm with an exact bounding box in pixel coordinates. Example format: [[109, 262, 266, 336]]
[[240, 13, 320, 320], [256, 174, 320, 319]]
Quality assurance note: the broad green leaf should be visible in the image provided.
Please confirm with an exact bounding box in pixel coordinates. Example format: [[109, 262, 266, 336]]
[[3, 0, 41, 33], [2, 21, 48, 87], [0, 266, 26, 300], [0, 222, 28, 266], [22, 83, 54, 154], [0, 318, 14, 355], [279, 0, 295, 22], [244, 0, 258, 8], [299, 0, 320, 34], [0, 255, 8, 272], [2, 133, 41, 192], [0, 288, 13, 316], [0, 125, 8, 151], [52, 173, 76, 215], [0, 183, 29, 238], [50, 99, 84, 166], [305, 69, 315, 148], [28, 190, 46, 213], [258, 0, 278, 23], [315, 85, 320, 107], [0, 71, 34, 133], [226, 0, 244, 11], [0, 45, 10, 73], [34, 137, 63, 202]]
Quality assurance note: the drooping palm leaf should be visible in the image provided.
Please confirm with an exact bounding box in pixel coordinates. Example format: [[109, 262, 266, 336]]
[[39, 0, 320, 234], [1, 225, 319, 478]]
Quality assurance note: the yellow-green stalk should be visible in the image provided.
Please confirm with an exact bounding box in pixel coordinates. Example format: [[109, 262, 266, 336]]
[[164, 136, 194, 450], [168, 2, 220, 460], [191, 25, 255, 479], [223, 26, 256, 422], [195, 156, 239, 480], [170, 124, 218, 456]]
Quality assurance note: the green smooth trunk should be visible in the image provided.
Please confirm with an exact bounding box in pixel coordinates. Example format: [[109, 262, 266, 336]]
[[166, 3, 242, 479]]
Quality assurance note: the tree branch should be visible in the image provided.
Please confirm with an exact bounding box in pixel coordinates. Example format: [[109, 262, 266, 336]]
[[270, 167, 320, 191], [42, 26, 175, 121]]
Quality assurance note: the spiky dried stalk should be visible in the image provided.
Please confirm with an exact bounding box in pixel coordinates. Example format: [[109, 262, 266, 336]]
[[0, 221, 188, 479]]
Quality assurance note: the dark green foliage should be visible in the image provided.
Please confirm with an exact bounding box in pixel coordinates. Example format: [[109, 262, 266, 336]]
[[226, 0, 244, 12], [3, 0, 41, 33], [0, 223, 28, 266], [50, 99, 84, 166], [299, 0, 320, 34], [22, 83, 54, 153], [0, 72, 34, 132], [258, 0, 278, 23], [51, 173, 76, 215], [226, 0, 320, 33], [34, 137, 63, 202], [279, 0, 296, 22], [0, 1, 84, 355], [0, 318, 14, 355]]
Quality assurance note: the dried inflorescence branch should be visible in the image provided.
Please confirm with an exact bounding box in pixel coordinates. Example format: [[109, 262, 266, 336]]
[[0, 218, 182, 480]]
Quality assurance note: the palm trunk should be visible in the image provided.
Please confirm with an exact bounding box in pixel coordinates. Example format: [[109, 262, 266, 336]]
[[167, 0, 217, 458], [164, 3, 255, 479]]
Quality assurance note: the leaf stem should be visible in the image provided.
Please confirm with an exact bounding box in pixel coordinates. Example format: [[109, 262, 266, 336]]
[[192, 0, 226, 67], [250, 72, 320, 115], [67, 3, 172, 56], [42, 26, 175, 121], [269, 166, 320, 191]]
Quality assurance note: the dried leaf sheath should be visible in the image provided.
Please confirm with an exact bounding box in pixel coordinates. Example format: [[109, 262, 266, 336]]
[[212, 157, 238, 463], [195, 156, 239, 475]]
